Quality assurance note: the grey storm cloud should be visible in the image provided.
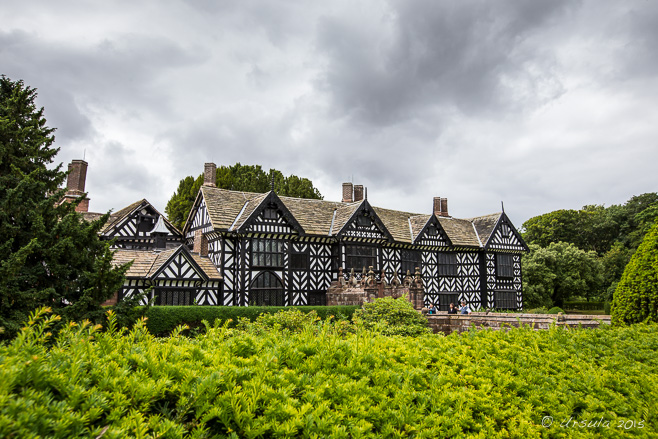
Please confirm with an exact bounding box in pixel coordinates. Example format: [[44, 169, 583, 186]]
[[315, 0, 572, 127], [2, 0, 657, 226]]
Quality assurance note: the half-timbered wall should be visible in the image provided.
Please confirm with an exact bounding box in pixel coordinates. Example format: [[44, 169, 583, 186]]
[[119, 279, 150, 305], [108, 206, 181, 249], [288, 241, 332, 306], [485, 252, 523, 310], [421, 251, 481, 308], [186, 198, 212, 245]]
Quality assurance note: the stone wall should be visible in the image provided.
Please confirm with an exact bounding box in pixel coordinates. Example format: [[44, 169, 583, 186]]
[[425, 311, 611, 334], [326, 266, 424, 309]]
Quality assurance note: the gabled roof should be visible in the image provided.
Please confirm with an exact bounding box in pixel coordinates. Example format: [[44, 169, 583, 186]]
[[237, 191, 305, 234], [469, 213, 501, 246], [199, 186, 267, 231], [83, 199, 182, 237], [195, 186, 524, 250], [112, 245, 221, 280]]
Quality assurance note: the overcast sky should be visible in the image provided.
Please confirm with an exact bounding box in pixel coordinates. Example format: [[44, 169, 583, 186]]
[[3, 0, 657, 228]]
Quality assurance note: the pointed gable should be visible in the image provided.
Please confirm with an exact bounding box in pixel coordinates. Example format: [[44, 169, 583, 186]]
[[102, 199, 182, 240], [480, 213, 529, 252], [237, 191, 304, 235], [337, 200, 394, 242], [112, 245, 221, 280], [150, 246, 221, 281], [413, 215, 451, 247]]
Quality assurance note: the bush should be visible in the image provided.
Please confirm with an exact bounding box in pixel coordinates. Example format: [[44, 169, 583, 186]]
[[353, 296, 430, 337], [144, 305, 360, 336], [548, 306, 564, 314], [563, 301, 605, 311], [612, 220, 658, 325], [1, 307, 657, 437], [525, 307, 549, 314]]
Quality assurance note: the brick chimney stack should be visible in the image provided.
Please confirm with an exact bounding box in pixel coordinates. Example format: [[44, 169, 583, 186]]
[[433, 197, 449, 217], [353, 185, 364, 202], [203, 163, 216, 187], [342, 182, 354, 203], [64, 160, 90, 212]]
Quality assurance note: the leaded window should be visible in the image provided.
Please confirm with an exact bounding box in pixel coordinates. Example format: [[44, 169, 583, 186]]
[[345, 245, 378, 271], [496, 254, 514, 278], [156, 289, 194, 306], [250, 272, 285, 306], [357, 213, 372, 227], [252, 239, 284, 267], [400, 249, 421, 275], [264, 207, 278, 220], [436, 293, 459, 311], [494, 290, 517, 310], [438, 253, 458, 276], [291, 251, 309, 270]]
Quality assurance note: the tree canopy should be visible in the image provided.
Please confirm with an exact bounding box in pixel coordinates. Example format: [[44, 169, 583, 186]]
[[611, 219, 658, 325], [520, 194, 658, 305], [522, 242, 603, 309], [0, 76, 128, 338], [165, 163, 323, 230]]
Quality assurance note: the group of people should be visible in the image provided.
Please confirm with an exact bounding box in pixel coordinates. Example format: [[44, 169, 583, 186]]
[[426, 300, 471, 315]]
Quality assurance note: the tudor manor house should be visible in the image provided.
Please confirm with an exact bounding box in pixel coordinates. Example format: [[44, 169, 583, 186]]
[[66, 160, 528, 311]]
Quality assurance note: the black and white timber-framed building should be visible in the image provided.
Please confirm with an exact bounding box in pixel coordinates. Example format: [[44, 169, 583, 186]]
[[183, 162, 528, 311], [69, 160, 222, 306]]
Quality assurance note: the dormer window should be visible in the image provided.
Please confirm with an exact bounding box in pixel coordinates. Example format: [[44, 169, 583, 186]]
[[264, 207, 278, 220], [427, 224, 438, 236]]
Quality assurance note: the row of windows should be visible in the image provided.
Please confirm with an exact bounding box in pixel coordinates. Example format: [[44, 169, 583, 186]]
[[250, 239, 516, 278]]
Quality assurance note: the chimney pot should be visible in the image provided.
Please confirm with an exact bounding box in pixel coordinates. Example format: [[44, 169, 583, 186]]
[[433, 197, 449, 217], [342, 182, 354, 203], [353, 185, 364, 202], [203, 163, 217, 187]]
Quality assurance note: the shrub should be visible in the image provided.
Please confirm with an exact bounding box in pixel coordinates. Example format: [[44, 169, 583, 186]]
[[1, 307, 657, 437], [612, 219, 658, 325], [144, 305, 360, 336], [353, 296, 430, 337], [548, 306, 564, 314]]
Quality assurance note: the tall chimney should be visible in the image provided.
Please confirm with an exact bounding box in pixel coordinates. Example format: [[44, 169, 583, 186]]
[[203, 162, 216, 187], [342, 182, 353, 203], [353, 185, 364, 202], [433, 197, 449, 217], [64, 160, 89, 212]]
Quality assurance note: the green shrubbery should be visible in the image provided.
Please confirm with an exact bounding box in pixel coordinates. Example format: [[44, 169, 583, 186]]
[[353, 296, 430, 336], [143, 305, 360, 336], [1, 307, 657, 437]]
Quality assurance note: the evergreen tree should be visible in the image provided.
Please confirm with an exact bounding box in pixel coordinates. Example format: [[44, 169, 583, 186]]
[[0, 76, 128, 338], [611, 220, 658, 325], [166, 163, 323, 230]]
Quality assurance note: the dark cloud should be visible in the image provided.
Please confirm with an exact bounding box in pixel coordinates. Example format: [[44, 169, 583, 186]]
[[2, 0, 657, 225], [315, 0, 572, 127]]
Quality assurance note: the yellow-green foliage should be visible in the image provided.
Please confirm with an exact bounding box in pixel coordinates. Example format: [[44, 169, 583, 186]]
[[1, 308, 657, 438], [612, 220, 658, 325]]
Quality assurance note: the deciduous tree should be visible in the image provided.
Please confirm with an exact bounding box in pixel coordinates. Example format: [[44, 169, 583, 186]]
[[522, 242, 603, 308], [165, 163, 323, 230]]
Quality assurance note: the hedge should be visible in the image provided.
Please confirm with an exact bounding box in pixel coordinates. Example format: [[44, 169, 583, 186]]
[[563, 301, 605, 311], [1, 308, 657, 437], [143, 305, 360, 335]]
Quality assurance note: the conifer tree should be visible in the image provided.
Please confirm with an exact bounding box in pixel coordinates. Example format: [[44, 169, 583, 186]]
[[0, 76, 128, 338], [611, 219, 658, 325]]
